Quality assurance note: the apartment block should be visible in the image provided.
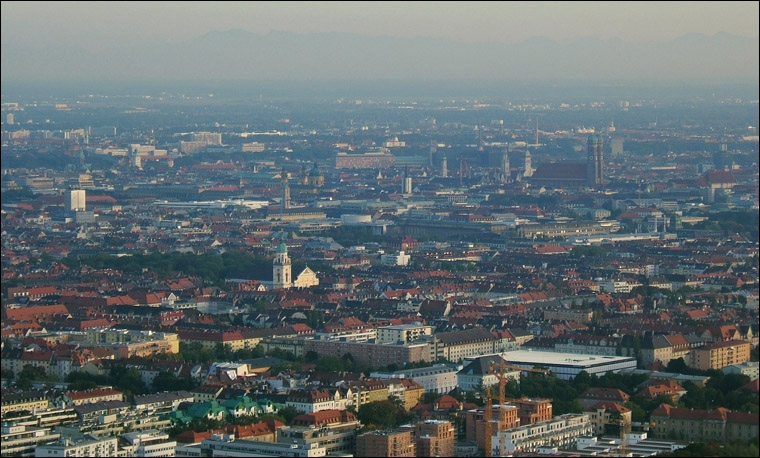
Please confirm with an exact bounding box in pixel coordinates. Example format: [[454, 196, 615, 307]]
[[690, 340, 750, 370]]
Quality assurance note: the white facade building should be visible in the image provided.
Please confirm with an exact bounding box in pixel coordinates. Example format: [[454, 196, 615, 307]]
[[492, 414, 592, 455], [381, 251, 410, 266], [36, 435, 118, 457], [377, 324, 434, 344]]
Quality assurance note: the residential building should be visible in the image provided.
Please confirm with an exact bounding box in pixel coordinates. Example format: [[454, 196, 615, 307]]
[[2, 423, 60, 456], [286, 388, 352, 414], [690, 340, 750, 370], [377, 324, 434, 344], [434, 327, 498, 362], [514, 398, 553, 426], [457, 355, 520, 391], [35, 434, 117, 457], [1, 390, 49, 417], [304, 339, 434, 368], [371, 364, 461, 394], [651, 405, 759, 443], [492, 414, 593, 455], [414, 420, 455, 458], [723, 361, 759, 380], [65, 387, 124, 406], [465, 404, 520, 451], [584, 401, 632, 436], [122, 429, 177, 457], [356, 429, 415, 457], [282, 410, 360, 457], [579, 388, 630, 409], [191, 385, 224, 403]]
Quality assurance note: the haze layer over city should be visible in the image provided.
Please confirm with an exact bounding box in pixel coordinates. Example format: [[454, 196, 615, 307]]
[[1, 3, 758, 458]]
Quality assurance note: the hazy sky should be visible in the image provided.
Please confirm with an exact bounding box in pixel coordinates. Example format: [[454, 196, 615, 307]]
[[2, 1, 758, 51]]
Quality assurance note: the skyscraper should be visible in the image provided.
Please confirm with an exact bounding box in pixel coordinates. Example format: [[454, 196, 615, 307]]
[[586, 135, 604, 187], [65, 189, 86, 213], [441, 153, 448, 178]]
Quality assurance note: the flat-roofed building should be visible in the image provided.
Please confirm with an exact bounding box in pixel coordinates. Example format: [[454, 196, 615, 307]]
[[356, 429, 415, 457], [2, 423, 60, 457], [723, 361, 759, 380], [465, 404, 520, 451], [335, 152, 395, 170], [415, 420, 455, 458], [199, 436, 326, 457], [371, 364, 461, 394], [377, 324, 434, 344], [35, 434, 117, 458], [280, 410, 360, 457], [497, 350, 637, 380], [514, 398, 553, 426], [492, 413, 592, 455]]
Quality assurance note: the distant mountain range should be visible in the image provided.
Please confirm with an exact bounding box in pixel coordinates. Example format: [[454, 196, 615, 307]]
[[2, 30, 757, 83]]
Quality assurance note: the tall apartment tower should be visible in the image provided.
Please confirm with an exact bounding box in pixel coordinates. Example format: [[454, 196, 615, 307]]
[[586, 135, 604, 187], [65, 189, 86, 213], [272, 242, 292, 289], [441, 153, 448, 178], [429, 140, 437, 166]]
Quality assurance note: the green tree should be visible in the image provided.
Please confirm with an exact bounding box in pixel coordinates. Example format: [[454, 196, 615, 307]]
[[357, 400, 407, 430], [152, 371, 194, 393], [277, 406, 300, 425], [624, 400, 647, 423], [109, 366, 146, 398]]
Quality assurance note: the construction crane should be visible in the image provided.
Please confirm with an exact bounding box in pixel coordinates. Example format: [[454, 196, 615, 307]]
[[604, 415, 631, 456], [489, 360, 509, 457], [503, 363, 550, 375], [619, 417, 631, 457], [484, 385, 493, 458]]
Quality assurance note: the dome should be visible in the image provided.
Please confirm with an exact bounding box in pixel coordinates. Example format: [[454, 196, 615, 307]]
[[309, 163, 321, 176], [277, 242, 288, 254]]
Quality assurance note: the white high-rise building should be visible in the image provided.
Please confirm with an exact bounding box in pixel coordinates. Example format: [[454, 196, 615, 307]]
[[65, 189, 86, 212]]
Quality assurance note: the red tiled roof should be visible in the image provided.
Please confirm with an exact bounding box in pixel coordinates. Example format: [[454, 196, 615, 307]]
[[66, 387, 123, 400], [291, 409, 357, 427], [587, 401, 631, 414], [5, 304, 69, 322]]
